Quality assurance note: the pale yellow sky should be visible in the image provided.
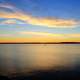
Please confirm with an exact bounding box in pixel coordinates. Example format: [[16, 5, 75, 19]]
[[0, 37, 80, 43]]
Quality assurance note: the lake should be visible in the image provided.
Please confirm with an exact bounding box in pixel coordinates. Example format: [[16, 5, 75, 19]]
[[0, 44, 80, 75]]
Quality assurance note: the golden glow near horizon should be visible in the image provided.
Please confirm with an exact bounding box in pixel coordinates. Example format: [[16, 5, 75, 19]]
[[0, 32, 80, 42], [0, 31, 80, 42]]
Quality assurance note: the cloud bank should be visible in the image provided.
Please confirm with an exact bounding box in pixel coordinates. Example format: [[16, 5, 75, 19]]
[[0, 19, 26, 24], [0, 31, 80, 38], [0, 4, 79, 28], [20, 31, 80, 38]]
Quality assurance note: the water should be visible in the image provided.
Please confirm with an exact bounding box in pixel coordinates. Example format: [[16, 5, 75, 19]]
[[0, 44, 80, 75]]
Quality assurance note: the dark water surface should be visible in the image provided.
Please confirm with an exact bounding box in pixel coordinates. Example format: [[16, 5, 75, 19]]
[[0, 44, 80, 79], [0, 44, 80, 73]]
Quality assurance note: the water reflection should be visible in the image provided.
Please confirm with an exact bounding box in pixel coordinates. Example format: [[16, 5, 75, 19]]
[[0, 44, 80, 74]]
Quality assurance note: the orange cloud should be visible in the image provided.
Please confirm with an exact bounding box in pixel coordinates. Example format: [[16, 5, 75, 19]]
[[0, 4, 79, 28], [26, 17, 78, 28]]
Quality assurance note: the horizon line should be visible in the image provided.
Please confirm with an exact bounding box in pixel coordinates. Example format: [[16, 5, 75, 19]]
[[0, 42, 80, 44]]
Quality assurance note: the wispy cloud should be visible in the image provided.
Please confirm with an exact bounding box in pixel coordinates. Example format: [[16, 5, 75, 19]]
[[0, 30, 80, 39], [0, 34, 13, 37], [0, 3, 80, 28], [0, 19, 26, 24], [20, 31, 64, 37], [19, 31, 80, 38], [0, 3, 14, 10]]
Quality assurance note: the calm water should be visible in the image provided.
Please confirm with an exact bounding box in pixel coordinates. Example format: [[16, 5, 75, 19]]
[[0, 44, 80, 74]]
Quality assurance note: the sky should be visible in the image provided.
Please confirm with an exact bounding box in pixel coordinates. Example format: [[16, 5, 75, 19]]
[[0, 0, 80, 42]]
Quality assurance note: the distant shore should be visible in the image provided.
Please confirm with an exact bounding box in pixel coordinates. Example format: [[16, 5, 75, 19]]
[[0, 42, 80, 44]]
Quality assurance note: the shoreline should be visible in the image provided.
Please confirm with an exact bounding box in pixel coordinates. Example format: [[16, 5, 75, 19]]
[[0, 42, 80, 44]]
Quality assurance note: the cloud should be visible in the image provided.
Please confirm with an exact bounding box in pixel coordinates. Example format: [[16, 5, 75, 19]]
[[19, 31, 80, 38], [1, 30, 80, 38], [0, 34, 12, 37], [0, 3, 80, 28], [26, 17, 79, 28], [20, 31, 64, 37], [0, 19, 26, 24], [0, 3, 14, 10]]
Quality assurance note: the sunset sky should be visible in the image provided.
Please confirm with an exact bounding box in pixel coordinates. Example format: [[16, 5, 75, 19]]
[[0, 0, 80, 42]]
